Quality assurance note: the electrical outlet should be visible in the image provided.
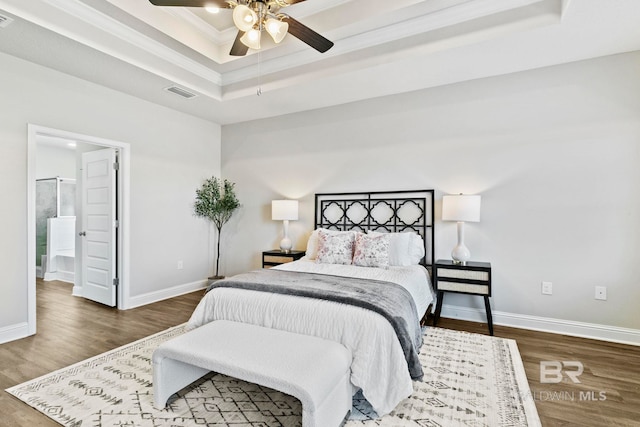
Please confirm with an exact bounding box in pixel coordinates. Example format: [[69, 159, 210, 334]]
[[177, 260, 183, 270], [541, 281, 553, 295], [595, 286, 607, 301]]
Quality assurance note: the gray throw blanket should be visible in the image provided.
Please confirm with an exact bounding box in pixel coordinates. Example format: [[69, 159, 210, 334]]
[[206, 269, 424, 380]]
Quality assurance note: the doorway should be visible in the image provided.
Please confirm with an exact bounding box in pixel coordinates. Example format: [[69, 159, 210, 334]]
[[27, 124, 131, 336]]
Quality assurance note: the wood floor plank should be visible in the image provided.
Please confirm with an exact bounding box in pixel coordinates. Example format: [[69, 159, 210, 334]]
[[1, 281, 638, 426]]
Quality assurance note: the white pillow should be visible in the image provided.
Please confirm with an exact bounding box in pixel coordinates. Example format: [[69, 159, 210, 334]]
[[353, 232, 390, 268], [305, 228, 355, 260], [408, 233, 426, 264], [368, 231, 425, 266], [316, 229, 356, 265]]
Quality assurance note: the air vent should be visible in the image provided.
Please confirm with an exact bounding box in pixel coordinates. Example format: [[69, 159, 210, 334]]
[[164, 85, 198, 99], [0, 13, 14, 28]]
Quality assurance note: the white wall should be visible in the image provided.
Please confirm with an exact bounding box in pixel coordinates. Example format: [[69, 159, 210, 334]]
[[36, 143, 75, 180], [221, 51, 640, 338], [0, 51, 221, 342]]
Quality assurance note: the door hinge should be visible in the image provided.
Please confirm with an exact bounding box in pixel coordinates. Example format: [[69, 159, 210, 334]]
[[113, 161, 120, 171], [113, 278, 119, 287], [114, 220, 119, 228]]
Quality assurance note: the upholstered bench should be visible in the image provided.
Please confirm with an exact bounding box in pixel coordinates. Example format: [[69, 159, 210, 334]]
[[152, 320, 353, 427]]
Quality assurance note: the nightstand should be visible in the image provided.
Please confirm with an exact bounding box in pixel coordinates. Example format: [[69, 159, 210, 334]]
[[262, 250, 306, 268], [433, 259, 493, 335]]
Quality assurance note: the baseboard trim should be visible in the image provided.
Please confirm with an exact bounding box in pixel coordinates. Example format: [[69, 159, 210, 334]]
[[0, 322, 31, 345], [125, 279, 208, 310], [43, 271, 74, 283], [440, 304, 640, 346]]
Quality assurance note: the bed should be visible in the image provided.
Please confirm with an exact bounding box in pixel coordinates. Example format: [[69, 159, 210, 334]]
[[186, 189, 435, 416]]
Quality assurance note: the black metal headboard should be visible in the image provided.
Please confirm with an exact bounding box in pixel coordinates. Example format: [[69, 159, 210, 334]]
[[314, 189, 435, 270]]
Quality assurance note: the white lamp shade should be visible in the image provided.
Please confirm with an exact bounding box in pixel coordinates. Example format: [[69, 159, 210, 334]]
[[240, 28, 261, 50], [265, 18, 288, 43], [442, 194, 481, 222], [232, 5, 257, 31], [272, 200, 298, 221]]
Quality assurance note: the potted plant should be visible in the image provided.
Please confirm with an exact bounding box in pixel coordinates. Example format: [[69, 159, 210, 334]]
[[194, 177, 240, 279]]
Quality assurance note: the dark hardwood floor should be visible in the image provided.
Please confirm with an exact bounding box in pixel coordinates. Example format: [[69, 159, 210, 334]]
[[1, 280, 638, 426], [0, 280, 203, 427]]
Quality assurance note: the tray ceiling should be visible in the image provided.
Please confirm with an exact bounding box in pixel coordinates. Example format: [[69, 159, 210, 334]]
[[0, 0, 639, 124]]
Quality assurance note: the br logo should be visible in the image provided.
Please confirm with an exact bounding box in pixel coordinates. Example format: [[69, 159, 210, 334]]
[[539, 361, 584, 384]]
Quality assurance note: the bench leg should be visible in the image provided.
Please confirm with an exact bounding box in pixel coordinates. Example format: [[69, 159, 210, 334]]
[[153, 356, 210, 409], [303, 369, 352, 427]]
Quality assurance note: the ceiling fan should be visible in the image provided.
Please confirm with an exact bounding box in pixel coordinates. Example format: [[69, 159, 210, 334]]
[[148, 0, 334, 56]]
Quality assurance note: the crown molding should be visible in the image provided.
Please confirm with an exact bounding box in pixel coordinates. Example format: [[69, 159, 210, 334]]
[[0, 0, 223, 89], [48, 0, 222, 84]]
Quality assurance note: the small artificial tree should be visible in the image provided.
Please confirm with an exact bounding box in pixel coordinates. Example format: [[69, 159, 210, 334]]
[[194, 177, 240, 279]]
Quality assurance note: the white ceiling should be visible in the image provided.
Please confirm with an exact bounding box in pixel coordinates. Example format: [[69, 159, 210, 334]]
[[0, 0, 639, 125]]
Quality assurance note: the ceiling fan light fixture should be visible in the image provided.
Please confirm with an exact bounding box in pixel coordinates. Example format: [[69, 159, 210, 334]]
[[240, 28, 261, 50], [265, 18, 288, 43], [146, 0, 333, 56], [233, 5, 257, 32]]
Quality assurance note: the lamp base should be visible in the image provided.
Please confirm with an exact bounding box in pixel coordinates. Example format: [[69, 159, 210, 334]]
[[451, 244, 470, 265], [279, 236, 292, 254], [451, 221, 471, 265], [278, 219, 293, 254]]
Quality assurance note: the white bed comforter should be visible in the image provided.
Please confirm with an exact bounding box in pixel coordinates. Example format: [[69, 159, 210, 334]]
[[186, 259, 433, 416]]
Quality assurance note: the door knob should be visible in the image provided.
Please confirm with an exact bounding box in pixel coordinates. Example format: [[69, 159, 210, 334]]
[[79, 231, 86, 236]]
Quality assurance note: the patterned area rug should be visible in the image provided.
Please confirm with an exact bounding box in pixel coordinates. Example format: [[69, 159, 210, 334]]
[[7, 325, 540, 427]]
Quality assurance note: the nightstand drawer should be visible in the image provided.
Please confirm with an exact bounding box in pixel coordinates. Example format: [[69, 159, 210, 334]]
[[437, 280, 489, 295], [263, 255, 297, 264], [437, 268, 489, 282]]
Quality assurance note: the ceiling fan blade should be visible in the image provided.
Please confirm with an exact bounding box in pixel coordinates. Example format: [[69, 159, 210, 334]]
[[279, 0, 307, 4], [229, 31, 249, 56], [282, 16, 333, 53], [148, 0, 230, 7]]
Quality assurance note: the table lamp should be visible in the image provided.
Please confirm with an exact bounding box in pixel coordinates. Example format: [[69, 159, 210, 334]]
[[442, 194, 481, 265], [272, 200, 298, 253]]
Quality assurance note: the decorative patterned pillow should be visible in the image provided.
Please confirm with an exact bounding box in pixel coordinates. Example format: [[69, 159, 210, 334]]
[[316, 230, 355, 265], [305, 228, 350, 260], [353, 232, 390, 268]]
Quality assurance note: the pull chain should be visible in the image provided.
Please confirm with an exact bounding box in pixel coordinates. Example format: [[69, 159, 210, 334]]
[[257, 50, 263, 96]]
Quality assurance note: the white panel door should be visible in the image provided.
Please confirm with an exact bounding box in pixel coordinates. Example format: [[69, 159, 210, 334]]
[[81, 148, 117, 306]]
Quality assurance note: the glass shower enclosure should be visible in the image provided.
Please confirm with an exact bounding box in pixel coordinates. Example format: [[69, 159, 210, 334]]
[[36, 177, 76, 273]]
